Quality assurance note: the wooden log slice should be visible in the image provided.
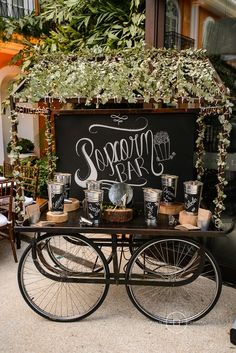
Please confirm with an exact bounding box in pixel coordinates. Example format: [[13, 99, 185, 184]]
[[159, 202, 184, 215], [46, 211, 68, 223], [179, 210, 198, 226], [64, 198, 80, 212], [103, 208, 133, 223]]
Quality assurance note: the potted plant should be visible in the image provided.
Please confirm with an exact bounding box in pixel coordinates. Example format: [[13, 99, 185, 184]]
[[7, 137, 35, 161]]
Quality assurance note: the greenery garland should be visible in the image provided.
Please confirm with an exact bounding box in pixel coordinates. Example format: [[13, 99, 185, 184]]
[[195, 112, 206, 180], [9, 109, 25, 222], [9, 108, 57, 220], [213, 107, 232, 228], [195, 104, 232, 228], [44, 110, 57, 180]]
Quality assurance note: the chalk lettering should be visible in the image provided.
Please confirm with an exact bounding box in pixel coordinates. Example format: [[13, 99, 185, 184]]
[[115, 163, 128, 183], [74, 116, 175, 188], [74, 138, 97, 188]]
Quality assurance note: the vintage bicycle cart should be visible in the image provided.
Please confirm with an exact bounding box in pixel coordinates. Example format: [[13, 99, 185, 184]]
[[8, 49, 233, 325], [11, 107, 232, 325], [15, 208, 232, 325]]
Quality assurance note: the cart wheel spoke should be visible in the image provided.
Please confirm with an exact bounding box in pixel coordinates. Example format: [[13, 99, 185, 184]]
[[18, 234, 110, 322], [126, 238, 222, 324]]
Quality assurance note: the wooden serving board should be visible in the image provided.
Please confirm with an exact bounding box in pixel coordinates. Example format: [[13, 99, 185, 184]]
[[159, 202, 184, 215], [103, 208, 133, 223], [46, 211, 68, 223], [64, 198, 80, 212]]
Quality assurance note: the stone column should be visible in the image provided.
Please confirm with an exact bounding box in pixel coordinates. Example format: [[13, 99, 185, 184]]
[[190, 1, 200, 48]]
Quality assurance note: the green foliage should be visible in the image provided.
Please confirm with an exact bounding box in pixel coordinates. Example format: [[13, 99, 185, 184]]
[[20, 155, 54, 198], [7, 137, 34, 154], [13, 47, 230, 106], [0, 0, 145, 68], [35, 156, 50, 198], [49, 0, 146, 50], [0, 11, 52, 41]]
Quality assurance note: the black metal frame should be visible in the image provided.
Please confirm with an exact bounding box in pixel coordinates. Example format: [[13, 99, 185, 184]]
[[28, 232, 205, 287], [15, 208, 228, 288], [16, 208, 231, 323]]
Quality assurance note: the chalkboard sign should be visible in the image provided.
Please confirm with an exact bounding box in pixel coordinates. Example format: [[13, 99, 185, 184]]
[[55, 110, 197, 203]]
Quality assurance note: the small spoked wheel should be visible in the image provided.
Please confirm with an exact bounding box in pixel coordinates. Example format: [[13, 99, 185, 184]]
[[125, 238, 222, 324], [47, 233, 113, 273], [85, 233, 113, 272], [18, 234, 110, 322]]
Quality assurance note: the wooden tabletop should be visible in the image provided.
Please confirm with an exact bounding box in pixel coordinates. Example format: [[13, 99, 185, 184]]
[[14, 208, 225, 238]]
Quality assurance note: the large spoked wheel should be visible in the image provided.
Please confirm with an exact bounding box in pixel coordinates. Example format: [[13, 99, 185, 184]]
[[125, 238, 222, 324], [18, 234, 110, 322]]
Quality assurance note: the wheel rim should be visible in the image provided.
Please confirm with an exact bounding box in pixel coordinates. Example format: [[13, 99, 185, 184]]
[[18, 234, 109, 322], [126, 238, 221, 324]]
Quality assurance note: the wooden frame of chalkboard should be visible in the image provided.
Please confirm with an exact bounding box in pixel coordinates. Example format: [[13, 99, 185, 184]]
[[52, 108, 198, 203]]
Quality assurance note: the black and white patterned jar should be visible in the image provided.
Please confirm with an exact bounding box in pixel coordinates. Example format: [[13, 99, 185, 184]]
[[54, 173, 71, 200], [143, 188, 162, 225], [183, 180, 203, 215], [47, 182, 65, 214], [84, 190, 103, 225], [161, 174, 178, 204]]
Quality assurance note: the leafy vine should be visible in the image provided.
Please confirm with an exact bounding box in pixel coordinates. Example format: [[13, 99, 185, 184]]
[[9, 109, 25, 222], [195, 103, 232, 228]]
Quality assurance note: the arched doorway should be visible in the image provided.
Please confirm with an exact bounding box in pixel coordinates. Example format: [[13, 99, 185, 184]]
[[0, 66, 21, 164], [165, 0, 181, 34], [202, 16, 215, 49], [164, 0, 181, 48], [0, 65, 39, 164]]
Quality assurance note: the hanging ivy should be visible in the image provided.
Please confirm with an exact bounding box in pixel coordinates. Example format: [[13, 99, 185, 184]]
[[9, 109, 25, 222], [44, 110, 57, 180], [195, 112, 206, 180], [195, 105, 232, 228]]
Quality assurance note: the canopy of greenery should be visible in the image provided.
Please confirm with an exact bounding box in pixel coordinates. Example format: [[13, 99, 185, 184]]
[[13, 46, 229, 106], [1, 0, 235, 99], [0, 0, 145, 63]]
